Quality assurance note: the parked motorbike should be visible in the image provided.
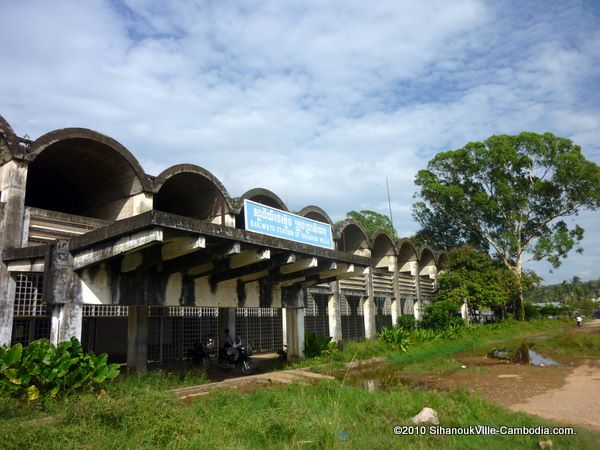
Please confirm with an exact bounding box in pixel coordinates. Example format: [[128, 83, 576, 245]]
[[218, 345, 255, 375], [186, 341, 212, 370]]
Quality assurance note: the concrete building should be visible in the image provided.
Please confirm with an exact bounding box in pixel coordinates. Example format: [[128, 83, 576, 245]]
[[0, 115, 446, 370]]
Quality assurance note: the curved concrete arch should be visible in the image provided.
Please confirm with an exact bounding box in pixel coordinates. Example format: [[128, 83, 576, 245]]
[[335, 219, 370, 253], [24, 128, 151, 220], [418, 245, 436, 266], [396, 238, 418, 262], [0, 115, 21, 161], [436, 250, 449, 270], [371, 231, 397, 258], [237, 188, 288, 212], [27, 128, 151, 192], [153, 164, 234, 220], [297, 205, 334, 226], [371, 231, 397, 269]]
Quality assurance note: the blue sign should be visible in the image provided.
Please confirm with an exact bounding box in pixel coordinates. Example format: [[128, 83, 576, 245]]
[[244, 199, 334, 250]]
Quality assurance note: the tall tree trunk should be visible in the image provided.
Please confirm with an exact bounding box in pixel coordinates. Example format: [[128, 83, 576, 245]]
[[515, 258, 525, 320]]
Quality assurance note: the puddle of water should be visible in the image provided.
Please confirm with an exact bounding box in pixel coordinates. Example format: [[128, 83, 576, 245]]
[[488, 343, 559, 366], [528, 349, 558, 366]]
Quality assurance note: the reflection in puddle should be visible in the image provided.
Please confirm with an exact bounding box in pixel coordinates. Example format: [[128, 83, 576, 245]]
[[488, 343, 559, 366]]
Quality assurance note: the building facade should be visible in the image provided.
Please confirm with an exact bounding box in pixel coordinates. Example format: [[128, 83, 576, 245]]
[[0, 115, 446, 370]]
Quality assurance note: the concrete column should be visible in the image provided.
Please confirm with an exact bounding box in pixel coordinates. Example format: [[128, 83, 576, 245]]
[[391, 257, 401, 327], [218, 307, 236, 344], [0, 160, 28, 346], [50, 303, 83, 345], [282, 287, 305, 359], [47, 240, 83, 345], [328, 281, 343, 343], [363, 267, 376, 339], [414, 266, 423, 320], [285, 307, 304, 359], [127, 306, 149, 372]]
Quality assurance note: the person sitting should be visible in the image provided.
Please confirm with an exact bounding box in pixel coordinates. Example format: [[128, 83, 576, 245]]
[[221, 329, 234, 358], [232, 336, 242, 361]]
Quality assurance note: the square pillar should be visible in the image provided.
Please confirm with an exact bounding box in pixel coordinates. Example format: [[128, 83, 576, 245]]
[[285, 307, 304, 359], [50, 303, 83, 345], [391, 257, 401, 326], [47, 240, 83, 345], [328, 282, 343, 343], [218, 307, 236, 345], [363, 268, 376, 339], [127, 306, 149, 372], [0, 160, 28, 346], [282, 286, 306, 359]]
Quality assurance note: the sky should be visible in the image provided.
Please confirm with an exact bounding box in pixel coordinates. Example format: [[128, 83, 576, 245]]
[[1, 0, 599, 285]]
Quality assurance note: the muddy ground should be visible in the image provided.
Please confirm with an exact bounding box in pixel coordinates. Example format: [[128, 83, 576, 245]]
[[348, 320, 600, 431]]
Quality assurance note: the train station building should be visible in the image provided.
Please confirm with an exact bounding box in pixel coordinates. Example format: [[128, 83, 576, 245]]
[[0, 115, 446, 370]]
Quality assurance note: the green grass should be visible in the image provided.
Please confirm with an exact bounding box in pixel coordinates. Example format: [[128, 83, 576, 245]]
[[535, 327, 600, 359], [1, 378, 598, 449], [2, 319, 597, 449]]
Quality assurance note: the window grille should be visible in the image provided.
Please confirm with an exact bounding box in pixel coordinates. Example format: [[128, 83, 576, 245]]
[[13, 273, 47, 317]]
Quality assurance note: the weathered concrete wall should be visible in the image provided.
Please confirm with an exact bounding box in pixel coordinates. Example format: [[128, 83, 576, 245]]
[[47, 240, 83, 343], [0, 160, 27, 345]]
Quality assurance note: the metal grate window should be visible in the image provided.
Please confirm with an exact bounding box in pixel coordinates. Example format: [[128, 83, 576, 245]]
[[340, 295, 365, 341], [375, 296, 393, 332], [83, 305, 129, 317], [304, 293, 330, 337], [147, 307, 219, 364], [13, 273, 47, 317], [10, 317, 51, 346], [236, 308, 283, 353]]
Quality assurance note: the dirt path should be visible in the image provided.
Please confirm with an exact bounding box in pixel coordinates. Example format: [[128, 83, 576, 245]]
[[510, 362, 600, 430]]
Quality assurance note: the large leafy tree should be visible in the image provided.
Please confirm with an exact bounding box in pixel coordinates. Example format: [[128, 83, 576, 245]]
[[345, 210, 398, 239], [414, 132, 600, 319], [434, 246, 510, 311]]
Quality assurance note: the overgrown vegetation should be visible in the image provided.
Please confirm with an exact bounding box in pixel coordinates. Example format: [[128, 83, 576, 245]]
[[304, 332, 336, 358], [0, 337, 119, 402], [1, 320, 597, 449]]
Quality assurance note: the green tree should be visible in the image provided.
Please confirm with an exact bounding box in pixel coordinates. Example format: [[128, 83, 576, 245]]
[[434, 246, 509, 312], [345, 210, 398, 239], [414, 132, 600, 320]]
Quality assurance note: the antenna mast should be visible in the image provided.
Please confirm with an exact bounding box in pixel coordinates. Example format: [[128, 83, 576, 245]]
[[386, 177, 394, 231]]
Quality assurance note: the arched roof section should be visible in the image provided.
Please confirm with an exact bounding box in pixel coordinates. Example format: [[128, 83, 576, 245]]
[[235, 188, 289, 229], [24, 128, 150, 221], [0, 115, 21, 162], [153, 164, 233, 220], [297, 205, 334, 227], [371, 231, 396, 268], [335, 219, 370, 254], [396, 238, 418, 262], [436, 250, 449, 270], [418, 245, 437, 276], [236, 188, 288, 212]]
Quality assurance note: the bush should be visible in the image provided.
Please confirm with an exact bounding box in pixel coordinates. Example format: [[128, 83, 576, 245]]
[[304, 333, 333, 358], [523, 302, 540, 321], [0, 337, 120, 402], [396, 314, 417, 331], [421, 300, 464, 331], [377, 327, 411, 352]]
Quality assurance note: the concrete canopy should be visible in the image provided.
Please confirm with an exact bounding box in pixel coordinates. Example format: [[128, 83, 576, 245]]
[[24, 128, 150, 221], [418, 245, 436, 276], [335, 219, 370, 256], [14, 210, 370, 308], [154, 164, 233, 221], [297, 205, 334, 227], [371, 231, 396, 270]]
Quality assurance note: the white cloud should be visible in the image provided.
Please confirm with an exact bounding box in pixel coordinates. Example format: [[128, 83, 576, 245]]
[[1, 0, 599, 284]]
